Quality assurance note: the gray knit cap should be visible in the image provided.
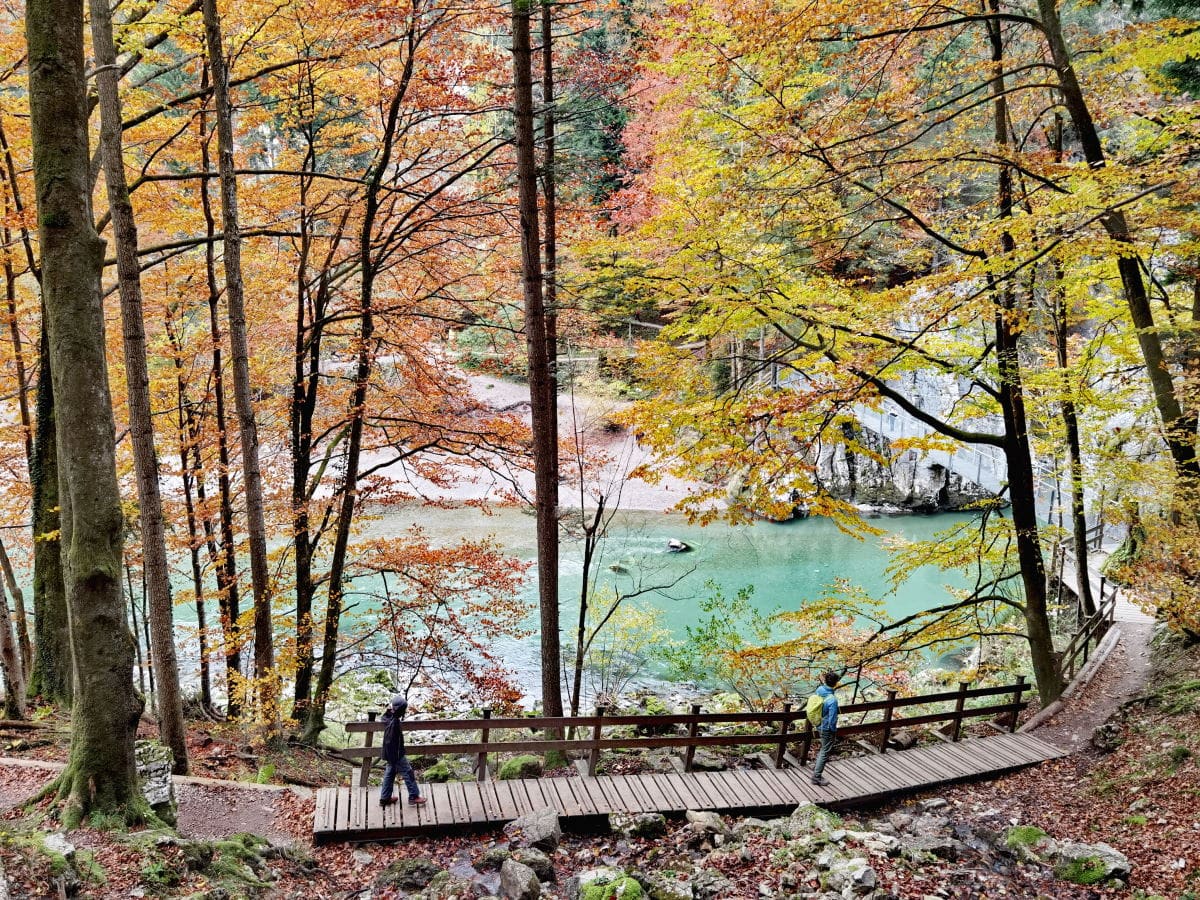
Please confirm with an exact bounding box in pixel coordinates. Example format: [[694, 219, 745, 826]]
[[390, 694, 408, 713]]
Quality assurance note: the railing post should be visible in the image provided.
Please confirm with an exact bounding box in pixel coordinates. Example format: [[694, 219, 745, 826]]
[[476, 708, 491, 781], [684, 703, 701, 773], [951, 682, 968, 742], [358, 710, 378, 788], [587, 705, 606, 776], [1010, 675, 1026, 733], [879, 689, 897, 752], [774, 702, 792, 768], [800, 718, 814, 766]]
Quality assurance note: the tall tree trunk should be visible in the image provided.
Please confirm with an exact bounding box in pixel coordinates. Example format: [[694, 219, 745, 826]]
[[303, 48, 415, 742], [1043, 114, 1096, 618], [989, 1, 1062, 702], [197, 75, 243, 716], [89, 0, 188, 774], [513, 0, 564, 723], [29, 307, 71, 706], [166, 310, 214, 712], [290, 125, 321, 721], [201, 0, 276, 732], [541, 0, 559, 483], [0, 560, 26, 719], [1037, 0, 1200, 500], [0, 238, 32, 677], [25, 0, 143, 824]]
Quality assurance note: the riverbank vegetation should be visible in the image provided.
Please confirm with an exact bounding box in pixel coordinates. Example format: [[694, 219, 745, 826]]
[[0, 0, 1198, 826]]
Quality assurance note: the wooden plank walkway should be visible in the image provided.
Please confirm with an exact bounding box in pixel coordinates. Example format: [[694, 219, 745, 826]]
[[313, 731, 1064, 843]]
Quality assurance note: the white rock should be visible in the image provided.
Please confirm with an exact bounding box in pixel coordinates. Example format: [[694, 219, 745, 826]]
[[43, 833, 75, 859]]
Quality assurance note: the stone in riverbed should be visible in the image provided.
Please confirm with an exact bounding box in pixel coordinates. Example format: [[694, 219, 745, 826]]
[[377, 857, 443, 890], [611, 812, 668, 839], [684, 810, 728, 836], [504, 807, 562, 853], [512, 848, 555, 883], [499, 859, 541, 900]]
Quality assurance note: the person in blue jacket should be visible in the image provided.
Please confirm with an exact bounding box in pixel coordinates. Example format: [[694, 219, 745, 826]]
[[379, 694, 426, 807], [812, 671, 841, 785]]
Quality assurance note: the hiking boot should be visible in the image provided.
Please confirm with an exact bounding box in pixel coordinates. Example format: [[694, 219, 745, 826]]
[[409, 796, 427, 806], [379, 796, 398, 806], [811, 775, 827, 786]]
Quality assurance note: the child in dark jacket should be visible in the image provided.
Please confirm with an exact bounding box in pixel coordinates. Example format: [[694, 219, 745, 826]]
[[379, 694, 426, 806]]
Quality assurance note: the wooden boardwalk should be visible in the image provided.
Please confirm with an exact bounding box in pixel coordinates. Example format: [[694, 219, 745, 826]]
[[313, 731, 1064, 844]]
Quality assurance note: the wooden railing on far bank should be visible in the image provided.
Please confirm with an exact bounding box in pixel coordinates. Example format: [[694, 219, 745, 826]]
[[341, 677, 1030, 786]]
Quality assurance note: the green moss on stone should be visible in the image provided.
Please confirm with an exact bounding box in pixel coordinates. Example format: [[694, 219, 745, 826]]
[[498, 754, 543, 780], [1004, 825, 1049, 849], [582, 875, 644, 900], [422, 760, 458, 783], [1055, 855, 1109, 885]]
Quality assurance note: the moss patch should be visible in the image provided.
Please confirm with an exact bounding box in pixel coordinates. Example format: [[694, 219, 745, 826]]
[[582, 875, 644, 899], [1055, 854, 1110, 885], [1004, 825, 1049, 849], [498, 754, 544, 780]]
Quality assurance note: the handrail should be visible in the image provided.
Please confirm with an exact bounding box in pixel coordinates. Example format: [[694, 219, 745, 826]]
[[341, 676, 1029, 784], [1061, 589, 1117, 681], [344, 682, 1027, 734]]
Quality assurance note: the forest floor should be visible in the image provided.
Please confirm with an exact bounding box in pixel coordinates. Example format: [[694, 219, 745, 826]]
[[0, 623, 1195, 899]]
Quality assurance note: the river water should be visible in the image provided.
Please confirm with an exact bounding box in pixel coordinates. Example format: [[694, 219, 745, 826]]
[[344, 505, 977, 703]]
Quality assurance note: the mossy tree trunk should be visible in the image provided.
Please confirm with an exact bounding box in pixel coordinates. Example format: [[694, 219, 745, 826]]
[[28, 310, 71, 706], [25, 0, 144, 823], [89, 0, 188, 775]]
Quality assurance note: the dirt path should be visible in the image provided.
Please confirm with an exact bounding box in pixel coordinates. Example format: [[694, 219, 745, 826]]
[[0, 758, 302, 845], [1035, 618, 1155, 750]]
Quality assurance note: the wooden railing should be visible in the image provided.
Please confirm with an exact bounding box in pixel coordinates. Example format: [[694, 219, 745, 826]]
[[341, 678, 1029, 786], [1061, 586, 1117, 681]]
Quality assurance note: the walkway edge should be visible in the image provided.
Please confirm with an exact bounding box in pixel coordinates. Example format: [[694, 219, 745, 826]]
[[1020, 624, 1122, 734]]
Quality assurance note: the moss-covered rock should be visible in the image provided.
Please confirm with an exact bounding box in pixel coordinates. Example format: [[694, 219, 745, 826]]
[[477, 847, 511, 872], [422, 760, 460, 783], [790, 801, 841, 832], [425, 869, 483, 898], [581, 875, 643, 900], [377, 856, 444, 890], [1052, 842, 1131, 886], [498, 755, 544, 780], [1003, 825, 1049, 850]]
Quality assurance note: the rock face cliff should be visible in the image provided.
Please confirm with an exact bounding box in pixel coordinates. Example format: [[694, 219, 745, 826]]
[[810, 423, 997, 513]]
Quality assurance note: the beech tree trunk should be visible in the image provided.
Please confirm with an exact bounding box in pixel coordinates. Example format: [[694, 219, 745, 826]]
[[89, 0, 188, 774], [1037, 0, 1200, 498], [988, 3, 1063, 702], [541, 0, 559, 482], [513, 0, 564, 722], [29, 308, 71, 706], [201, 2, 276, 729], [0, 198, 33, 676], [197, 75, 242, 716], [25, 0, 143, 823], [0, 561, 25, 719], [0, 540, 31, 683], [303, 50, 414, 742]]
